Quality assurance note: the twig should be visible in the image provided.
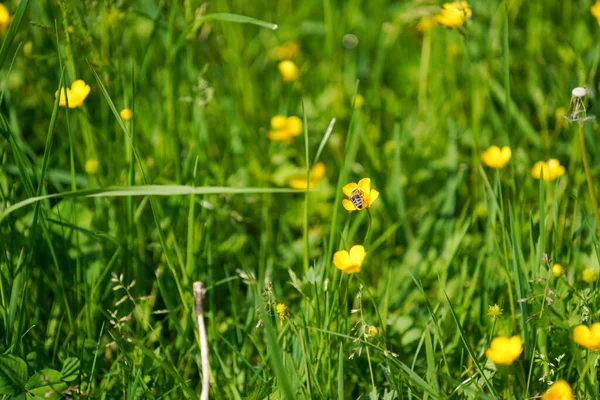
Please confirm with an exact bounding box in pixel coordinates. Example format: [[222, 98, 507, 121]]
[[193, 281, 210, 400]]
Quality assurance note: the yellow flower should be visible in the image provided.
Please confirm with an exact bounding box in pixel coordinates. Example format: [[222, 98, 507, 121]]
[[437, 1, 472, 28], [272, 41, 300, 60], [333, 245, 366, 274], [552, 264, 564, 277], [352, 94, 364, 109], [55, 80, 91, 108], [417, 17, 438, 32], [120, 108, 132, 121], [582, 267, 598, 283], [485, 336, 523, 366], [573, 323, 600, 350], [487, 304, 503, 321], [268, 115, 303, 142], [541, 380, 574, 400], [275, 303, 290, 326], [531, 159, 566, 181], [368, 325, 379, 337], [288, 162, 326, 189], [342, 178, 379, 211], [0, 3, 12, 29], [278, 60, 299, 82], [481, 145, 511, 169], [85, 158, 99, 175], [592, 1, 600, 24]]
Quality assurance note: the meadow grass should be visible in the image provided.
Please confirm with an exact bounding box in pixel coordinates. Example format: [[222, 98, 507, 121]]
[[1, 0, 600, 398]]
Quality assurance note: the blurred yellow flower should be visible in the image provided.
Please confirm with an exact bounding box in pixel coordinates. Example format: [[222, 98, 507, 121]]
[[552, 264, 564, 278], [573, 323, 600, 350], [333, 245, 366, 274], [555, 107, 568, 129], [582, 267, 598, 283], [531, 159, 566, 181], [437, 1, 472, 28], [417, 17, 438, 32], [481, 145, 511, 169], [541, 380, 574, 400], [342, 178, 379, 211], [592, 1, 600, 24], [352, 94, 364, 109], [85, 158, 99, 175], [56, 80, 91, 108], [368, 325, 379, 337], [120, 108, 132, 121], [275, 303, 290, 326], [268, 115, 303, 142], [278, 60, 299, 82], [0, 3, 12, 29], [273, 41, 300, 60], [485, 336, 523, 366], [288, 162, 326, 189]]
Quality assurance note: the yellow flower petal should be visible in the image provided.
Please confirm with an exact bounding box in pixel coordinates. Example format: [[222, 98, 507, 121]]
[[342, 183, 358, 198], [541, 379, 574, 400], [357, 178, 371, 194], [311, 162, 326, 180], [342, 199, 357, 211], [333, 250, 351, 271], [368, 189, 379, 206], [286, 116, 303, 135], [271, 115, 287, 130], [349, 245, 366, 265], [120, 108, 132, 121]]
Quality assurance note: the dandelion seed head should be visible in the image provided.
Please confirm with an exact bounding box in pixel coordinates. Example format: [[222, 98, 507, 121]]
[[572, 87, 586, 98]]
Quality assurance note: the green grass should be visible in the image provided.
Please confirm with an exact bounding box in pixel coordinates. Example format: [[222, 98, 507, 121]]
[[1, 0, 600, 398]]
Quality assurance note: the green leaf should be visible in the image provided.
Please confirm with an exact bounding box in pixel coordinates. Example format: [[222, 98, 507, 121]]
[[200, 13, 278, 30], [0, 0, 29, 70], [27, 369, 66, 399], [0, 354, 28, 395], [60, 358, 80, 382]]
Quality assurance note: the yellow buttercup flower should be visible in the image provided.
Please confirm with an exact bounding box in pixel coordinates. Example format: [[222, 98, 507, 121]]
[[342, 178, 379, 211], [485, 336, 523, 366], [541, 380, 574, 400], [0, 3, 12, 29], [288, 162, 326, 189], [333, 245, 366, 274], [481, 145, 511, 169], [582, 267, 598, 283], [268, 115, 304, 142], [531, 159, 566, 181], [275, 303, 290, 326], [278, 60, 299, 82], [552, 264, 564, 278], [592, 1, 600, 24], [437, 1, 472, 28], [56, 80, 91, 108], [573, 323, 600, 350], [368, 325, 379, 337], [487, 304, 503, 321], [85, 159, 99, 175], [120, 108, 132, 121]]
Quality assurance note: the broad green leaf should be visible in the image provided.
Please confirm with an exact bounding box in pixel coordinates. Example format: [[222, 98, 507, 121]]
[[0, 354, 27, 395]]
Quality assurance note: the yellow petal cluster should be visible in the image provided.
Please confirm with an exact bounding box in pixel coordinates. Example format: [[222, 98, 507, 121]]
[[437, 1, 472, 28], [485, 336, 523, 366], [278, 60, 299, 82], [272, 41, 300, 61], [552, 264, 564, 278], [268, 115, 303, 142], [333, 245, 366, 274], [85, 159, 99, 175], [342, 178, 379, 211], [417, 17, 438, 32], [288, 162, 326, 189], [481, 145, 511, 169], [592, 1, 600, 24], [531, 159, 566, 181], [573, 323, 600, 350], [275, 303, 290, 326], [120, 108, 133, 121], [541, 380, 574, 400], [56, 80, 91, 108]]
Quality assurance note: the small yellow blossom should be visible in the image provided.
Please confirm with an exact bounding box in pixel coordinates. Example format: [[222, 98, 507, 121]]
[[288, 162, 326, 189], [342, 178, 379, 211], [573, 323, 600, 350], [437, 1, 472, 28], [485, 336, 523, 366], [56, 80, 91, 108], [352, 94, 364, 109], [417, 17, 438, 32], [272, 41, 300, 60], [120, 108, 132, 121], [0, 3, 12, 29], [531, 159, 566, 181], [278, 60, 299, 82], [582, 267, 598, 283], [541, 380, 574, 400], [487, 304, 503, 321], [85, 159, 99, 175], [552, 264, 564, 278], [268, 115, 303, 142], [333, 245, 366, 274], [276, 303, 290, 326], [481, 145, 511, 169], [592, 1, 600, 24], [368, 325, 379, 337]]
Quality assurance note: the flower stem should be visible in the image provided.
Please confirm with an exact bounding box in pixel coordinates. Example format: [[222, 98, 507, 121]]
[[578, 122, 600, 238]]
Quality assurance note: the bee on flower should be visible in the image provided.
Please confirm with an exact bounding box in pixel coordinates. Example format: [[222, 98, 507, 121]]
[[55, 80, 91, 108], [485, 335, 523, 366], [342, 178, 379, 211], [531, 159, 566, 181], [481, 145, 511, 169], [333, 245, 366, 274]]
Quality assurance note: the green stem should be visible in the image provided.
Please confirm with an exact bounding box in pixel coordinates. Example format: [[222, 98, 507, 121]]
[[578, 122, 600, 238]]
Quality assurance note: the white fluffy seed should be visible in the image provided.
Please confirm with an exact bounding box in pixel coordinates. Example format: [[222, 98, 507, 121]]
[[572, 87, 587, 97]]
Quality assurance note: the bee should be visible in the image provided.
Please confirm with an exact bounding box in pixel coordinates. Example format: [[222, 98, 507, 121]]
[[350, 187, 366, 210]]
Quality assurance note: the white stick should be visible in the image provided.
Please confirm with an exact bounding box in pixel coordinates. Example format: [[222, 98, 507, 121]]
[[193, 281, 210, 400]]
